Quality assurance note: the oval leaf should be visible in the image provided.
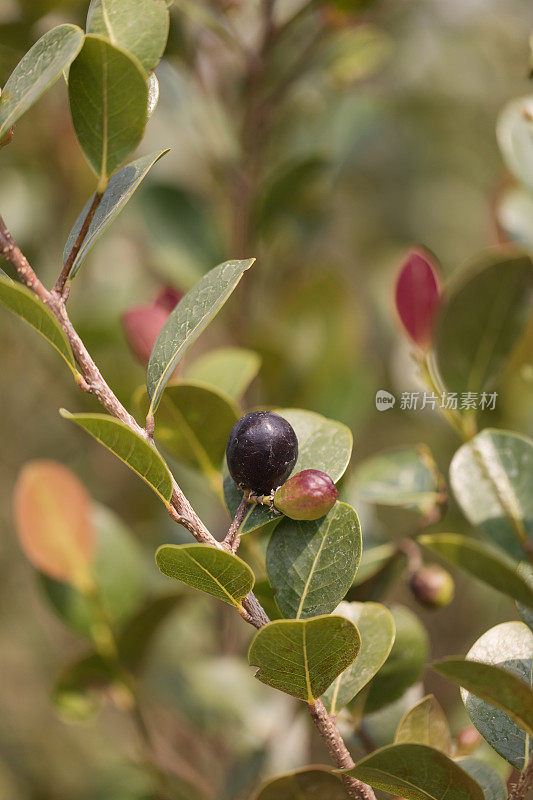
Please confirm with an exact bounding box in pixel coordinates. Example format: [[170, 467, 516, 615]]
[[450, 429, 533, 560], [184, 347, 261, 401], [224, 407, 353, 537], [155, 543, 254, 609], [13, 460, 94, 586], [395, 694, 451, 753], [59, 410, 173, 505], [344, 743, 484, 800], [69, 35, 148, 180], [419, 532, 533, 608], [254, 768, 347, 800], [353, 444, 443, 514], [322, 601, 395, 714], [435, 250, 533, 395], [0, 276, 77, 374], [456, 758, 506, 800], [440, 621, 533, 770], [64, 150, 170, 278], [395, 248, 440, 348], [266, 502, 361, 619], [248, 615, 360, 703], [0, 24, 84, 140], [147, 259, 254, 415], [87, 0, 169, 73]]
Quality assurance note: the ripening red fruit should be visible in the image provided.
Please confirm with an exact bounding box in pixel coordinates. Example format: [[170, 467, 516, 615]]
[[121, 286, 182, 365], [274, 469, 338, 520], [395, 248, 441, 349]]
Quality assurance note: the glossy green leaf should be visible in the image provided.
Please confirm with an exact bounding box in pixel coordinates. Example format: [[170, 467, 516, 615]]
[[266, 503, 361, 619], [40, 503, 147, 636], [184, 347, 261, 401], [59, 410, 173, 505], [87, 0, 169, 73], [69, 35, 148, 180], [497, 96, 533, 193], [135, 382, 239, 487], [0, 276, 77, 375], [248, 615, 360, 702], [353, 445, 443, 514], [440, 622, 533, 769], [450, 429, 533, 560], [365, 605, 429, 713], [419, 532, 533, 608], [254, 767, 347, 800], [156, 544, 254, 609], [147, 72, 159, 119], [0, 24, 84, 140], [224, 408, 353, 537], [64, 150, 170, 278], [147, 259, 254, 415], [344, 744, 484, 800], [435, 250, 533, 395], [394, 694, 451, 753], [456, 758, 506, 800], [322, 601, 395, 714]]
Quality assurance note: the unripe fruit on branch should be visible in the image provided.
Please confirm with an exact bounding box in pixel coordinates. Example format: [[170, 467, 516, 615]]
[[395, 247, 441, 349], [274, 469, 338, 520], [226, 411, 298, 495], [409, 564, 454, 609]]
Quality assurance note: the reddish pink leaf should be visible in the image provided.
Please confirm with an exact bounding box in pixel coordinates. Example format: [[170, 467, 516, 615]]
[[121, 285, 182, 365], [395, 248, 441, 348], [13, 460, 95, 587]]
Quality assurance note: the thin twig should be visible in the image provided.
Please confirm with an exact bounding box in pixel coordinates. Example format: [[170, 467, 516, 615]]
[[508, 756, 533, 800], [55, 190, 104, 295], [0, 215, 375, 800], [223, 489, 251, 552]]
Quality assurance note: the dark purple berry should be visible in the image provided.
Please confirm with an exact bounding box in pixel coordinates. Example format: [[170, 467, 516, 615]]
[[274, 469, 338, 520], [226, 411, 298, 494]]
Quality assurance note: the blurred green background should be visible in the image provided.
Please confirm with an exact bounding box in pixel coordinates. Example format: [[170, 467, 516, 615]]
[[1, 0, 533, 798]]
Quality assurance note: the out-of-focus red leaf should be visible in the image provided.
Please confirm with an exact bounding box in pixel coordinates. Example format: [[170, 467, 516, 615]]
[[121, 285, 182, 365], [395, 248, 441, 348], [13, 460, 95, 587]]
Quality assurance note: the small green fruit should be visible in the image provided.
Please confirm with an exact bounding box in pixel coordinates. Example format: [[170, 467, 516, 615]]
[[409, 565, 455, 609], [273, 469, 338, 520]]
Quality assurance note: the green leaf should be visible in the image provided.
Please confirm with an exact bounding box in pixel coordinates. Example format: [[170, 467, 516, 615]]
[[266, 502, 361, 619], [87, 0, 169, 73], [352, 543, 396, 586], [394, 694, 451, 753], [147, 259, 254, 415], [40, 503, 147, 636], [59, 410, 173, 506], [435, 250, 533, 395], [248, 615, 360, 703], [419, 532, 533, 608], [254, 768, 348, 800], [456, 758, 506, 800], [184, 347, 261, 401], [321, 601, 395, 714], [344, 743, 485, 800], [135, 382, 239, 488], [0, 276, 77, 375], [64, 149, 170, 278], [497, 96, 533, 193], [517, 564, 533, 632], [437, 621, 533, 770], [449, 429, 533, 560], [155, 544, 254, 609], [353, 445, 443, 514], [147, 72, 159, 119], [117, 592, 184, 672], [68, 35, 148, 181], [224, 408, 353, 537], [365, 605, 429, 714], [52, 650, 110, 721], [0, 24, 84, 140]]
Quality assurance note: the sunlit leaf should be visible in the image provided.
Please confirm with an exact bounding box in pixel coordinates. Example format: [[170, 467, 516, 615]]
[[0, 24, 84, 140], [184, 347, 261, 401], [147, 259, 254, 415], [248, 615, 360, 702], [156, 544, 254, 609], [60, 410, 173, 505], [254, 767, 347, 800], [395, 694, 451, 753]]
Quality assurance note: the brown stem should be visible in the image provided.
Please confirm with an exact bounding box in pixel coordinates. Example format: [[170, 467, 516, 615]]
[[508, 757, 533, 800], [55, 190, 104, 294], [0, 215, 374, 800], [223, 489, 251, 552]]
